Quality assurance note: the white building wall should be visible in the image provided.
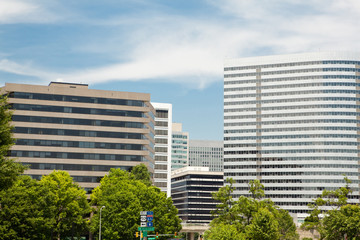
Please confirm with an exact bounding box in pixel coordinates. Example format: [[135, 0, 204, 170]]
[[224, 52, 360, 221], [152, 102, 172, 197]]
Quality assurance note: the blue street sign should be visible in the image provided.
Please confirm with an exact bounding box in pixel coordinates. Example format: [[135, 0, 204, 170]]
[[147, 217, 153, 222], [147, 211, 154, 215], [147, 222, 153, 227]]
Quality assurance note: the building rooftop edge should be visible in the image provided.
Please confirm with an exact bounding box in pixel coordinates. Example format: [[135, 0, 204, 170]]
[[224, 51, 360, 66]]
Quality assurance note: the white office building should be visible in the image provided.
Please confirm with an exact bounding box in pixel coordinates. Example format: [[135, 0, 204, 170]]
[[189, 140, 223, 172], [224, 52, 360, 221], [152, 102, 172, 197]]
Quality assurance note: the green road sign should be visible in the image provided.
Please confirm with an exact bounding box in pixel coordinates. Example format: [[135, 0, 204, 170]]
[[138, 227, 155, 231], [148, 238, 156, 240]]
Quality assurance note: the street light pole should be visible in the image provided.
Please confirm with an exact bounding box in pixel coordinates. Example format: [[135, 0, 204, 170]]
[[99, 206, 105, 240]]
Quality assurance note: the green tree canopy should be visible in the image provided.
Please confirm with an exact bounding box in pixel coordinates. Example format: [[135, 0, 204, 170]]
[[40, 170, 91, 239], [207, 178, 299, 240], [131, 163, 152, 186], [0, 171, 91, 240], [0, 95, 25, 191], [302, 177, 360, 239], [90, 168, 181, 240]]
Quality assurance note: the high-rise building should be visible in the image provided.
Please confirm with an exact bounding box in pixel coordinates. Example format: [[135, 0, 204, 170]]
[[223, 52, 360, 221], [171, 166, 223, 224], [189, 140, 223, 172], [1, 82, 155, 193], [171, 123, 189, 170], [152, 102, 172, 197]]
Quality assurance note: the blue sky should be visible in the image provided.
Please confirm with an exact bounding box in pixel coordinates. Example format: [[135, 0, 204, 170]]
[[1, 0, 360, 140]]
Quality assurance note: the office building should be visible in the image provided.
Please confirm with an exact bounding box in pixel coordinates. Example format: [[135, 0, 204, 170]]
[[1, 82, 155, 193], [171, 123, 189, 170], [152, 102, 172, 197], [189, 140, 223, 172], [171, 166, 223, 224], [224, 52, 360, 221]]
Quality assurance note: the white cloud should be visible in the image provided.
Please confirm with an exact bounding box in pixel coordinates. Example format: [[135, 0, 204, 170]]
[[1, 0, 360, 89], [0, 0, 62, 24], [0, 59, 55, 79]]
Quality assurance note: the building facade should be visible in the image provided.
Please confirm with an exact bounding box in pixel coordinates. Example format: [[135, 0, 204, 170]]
[[189, 140, 223, 172], [224, 52, 360, 221], [171, 166, 223, 224], [171, 123, 189, 170], [152, 102, 172, 197], [1, 82, 155, 193]]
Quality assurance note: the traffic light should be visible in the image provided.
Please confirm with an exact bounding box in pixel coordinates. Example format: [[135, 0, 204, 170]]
[[156, 232, 159, 238], [174, 232, 177, 237], [136, 232, 139, 237]]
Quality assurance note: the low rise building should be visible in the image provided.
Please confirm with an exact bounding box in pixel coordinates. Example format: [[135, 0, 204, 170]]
[[171, 166, 224, 224]]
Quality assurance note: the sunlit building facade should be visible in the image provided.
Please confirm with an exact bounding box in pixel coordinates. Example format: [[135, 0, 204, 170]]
[[224, 52, 360, 221], [152, 102, 172, 197], [1, 82, 155, 193], [189, 140, 223, 172], [171, 123, 189, 170]]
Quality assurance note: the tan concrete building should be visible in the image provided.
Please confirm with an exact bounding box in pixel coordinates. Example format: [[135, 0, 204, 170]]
[[1, 82, 155, 193]]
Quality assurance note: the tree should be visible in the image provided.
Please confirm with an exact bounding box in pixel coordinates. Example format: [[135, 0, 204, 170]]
[[245, 208, 280, 240], [0, 95, 25, 191], [131, 163, 152, 186], [0, 176, 47, 240], [204, 222, 246, 240], [0, 171, 91, 240], [206, 178, 299, 240], [302, 177, 360, 239], [40, 170, 91, 239], [90, 168, 181, 240]]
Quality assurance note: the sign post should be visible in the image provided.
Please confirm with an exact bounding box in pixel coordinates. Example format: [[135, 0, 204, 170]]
[[139, 211, 154, 240]]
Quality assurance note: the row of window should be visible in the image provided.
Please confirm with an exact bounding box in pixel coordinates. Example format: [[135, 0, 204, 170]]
[[224, 141, 360, 148], [231, 193, 359, 199], [224, 97, 360, 106], [234, 179, 360, 184], [155, 110, 169, 118], [224, 111, 360, 120], [224, 75, 360, 86], [155, 121, 168, 126], [224, 164, 359, 169], [15, 127, 144, 139], [9, 91, 145, 106], [234, 186, 357, 191], [224, 134, 360, 141], [225, 171, 360, 176], [224, 81, 360, 92], [224, 118, 360, 127], [226, 149, 360, 154], [24, 163, 131, 172], [224, 60, 360, 71], [11, 150, 144, 161], [12, 104, 144, 118], [171, 180, 224, 188], [225, 126, 360, 134], [15, 139, 143, 150], [224, 67, 360, 78], [30, 174, 102, 183], [223, 156, 359, 162], [225, 104, 360, 113], [13, 115, 145, 129], [224, 89, 360, 99]]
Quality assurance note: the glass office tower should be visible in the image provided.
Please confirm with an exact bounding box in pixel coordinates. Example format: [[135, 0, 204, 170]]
[[224, 52, 360, 221]]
